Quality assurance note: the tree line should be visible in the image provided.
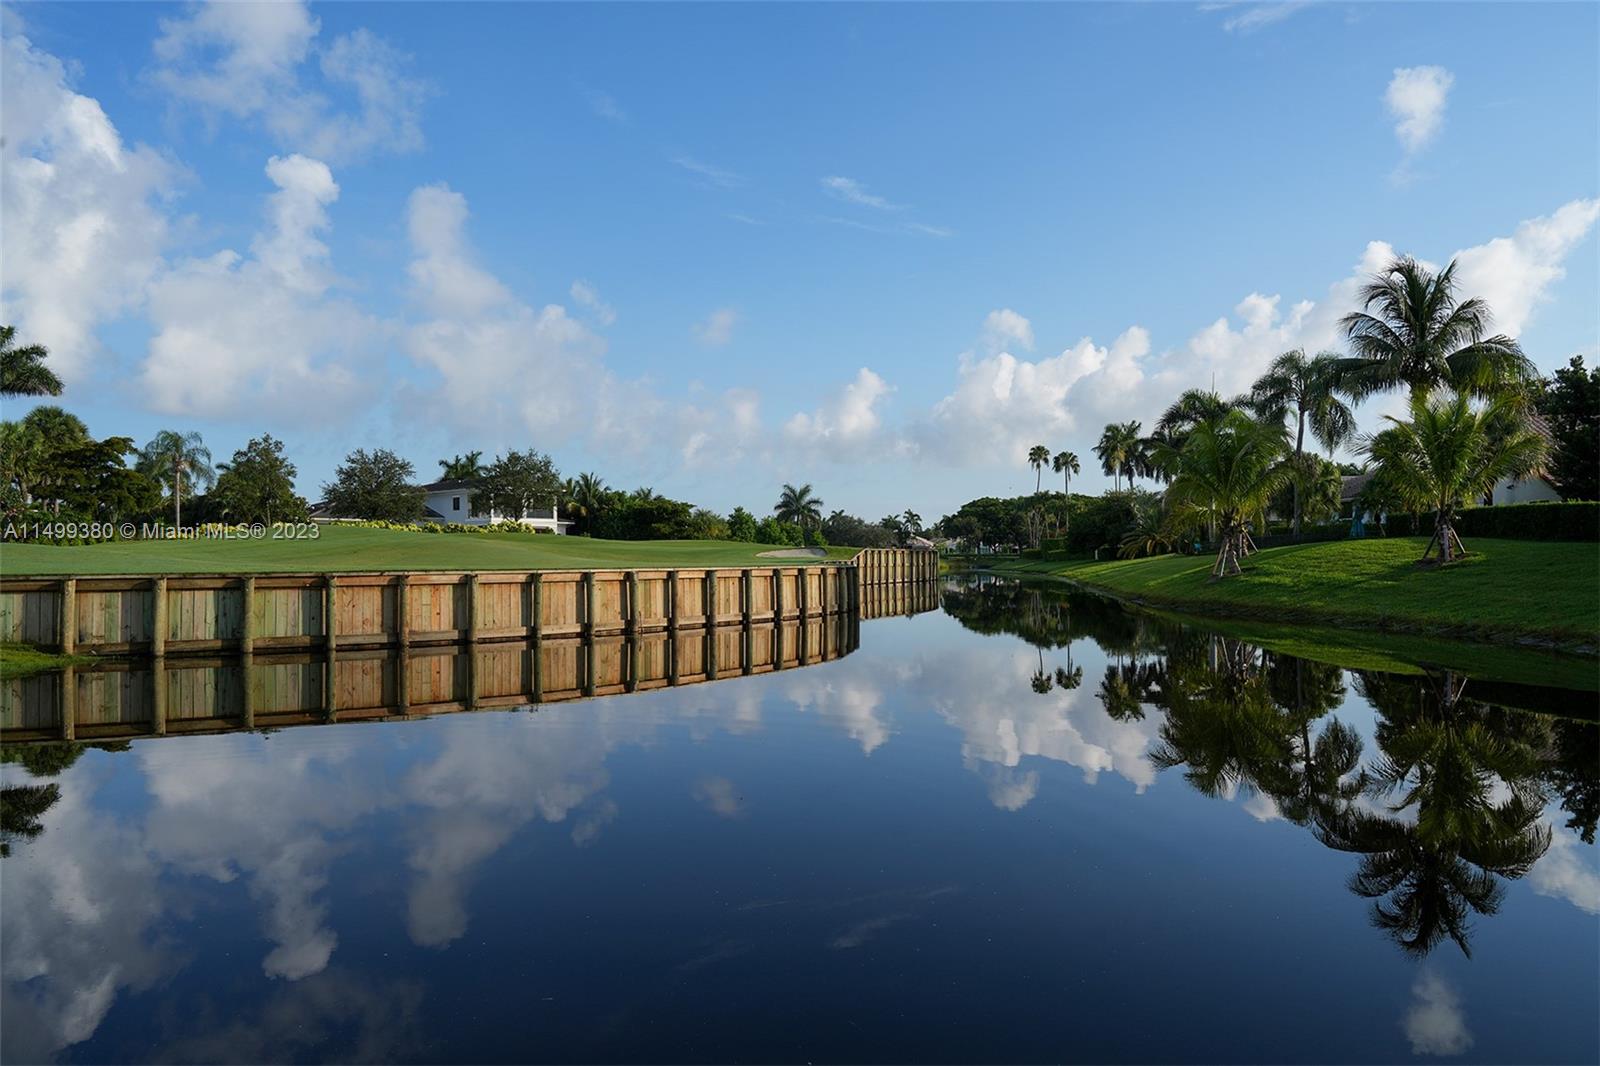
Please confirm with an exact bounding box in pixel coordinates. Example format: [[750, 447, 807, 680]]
[[0, 338, 921, 547], [939, 255, 1598, 575]]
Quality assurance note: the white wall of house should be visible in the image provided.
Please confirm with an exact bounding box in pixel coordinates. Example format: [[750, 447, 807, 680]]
[[1487, 476, 1561, 505], [422, 490, 571, 533]]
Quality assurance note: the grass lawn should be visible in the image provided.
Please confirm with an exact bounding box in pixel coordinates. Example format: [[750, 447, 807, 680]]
[[0, 526, 862, 576], [995, 537, 1599, 652]]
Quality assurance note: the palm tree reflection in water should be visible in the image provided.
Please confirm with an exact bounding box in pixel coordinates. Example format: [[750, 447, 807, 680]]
[[942, 577, 1596, 960]]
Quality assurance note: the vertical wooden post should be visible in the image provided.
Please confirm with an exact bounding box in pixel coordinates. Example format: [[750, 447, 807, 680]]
[[324, 575, 338, 652], [240, 652, 255, 729], [583, 631, 597, 696], [741, 624, 753, 676], [625, 634, 639, 692], [667, 630, 680, 686], [585, 572, 597, 638], [625, 571, 639, 634], [395, 648, 410, 714], [151, 660, 167, 735], [772, 567, 784, 622], [151, 577, 168, 657], [530, 573, 543, 642], [467, 574, 481, 643], [58, 665, 76, 741], [798, 565, 811, 621], [740, 568, 752, 629], [667, 570, 680, 632], [59, 578, 76, 654], [466, 645, 478, 711], [704, 570, 717, 628], [531, 637, 544, 704], [706, 620, 719, 678], [240, 577, 255, 656], [324, 645, 338, 722], [396, 575, 411, 649]]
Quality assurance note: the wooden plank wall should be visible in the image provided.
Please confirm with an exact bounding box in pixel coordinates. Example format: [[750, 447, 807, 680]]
[[0, 564, 860, 657], [0, 616, 861, 743], [853, 547, 939, 589]]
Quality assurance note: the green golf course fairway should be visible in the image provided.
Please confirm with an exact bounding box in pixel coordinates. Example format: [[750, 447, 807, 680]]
[[993, 536, 1599, 652], [1, 526, 859, 576]]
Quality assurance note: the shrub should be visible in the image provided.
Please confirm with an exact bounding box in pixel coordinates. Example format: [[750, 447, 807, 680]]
[[1455, 500, 1598, 541]]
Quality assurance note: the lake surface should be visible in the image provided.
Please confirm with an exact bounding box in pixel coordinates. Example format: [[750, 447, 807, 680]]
[[3, 577, 1596, 1064]]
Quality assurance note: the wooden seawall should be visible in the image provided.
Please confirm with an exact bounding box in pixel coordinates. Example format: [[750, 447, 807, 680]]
[[1, 617, 862, 744], [0, 565, 859, 657]]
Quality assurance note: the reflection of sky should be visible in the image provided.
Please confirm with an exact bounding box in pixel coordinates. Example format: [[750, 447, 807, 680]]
[[2, 606, 1596, 1064]]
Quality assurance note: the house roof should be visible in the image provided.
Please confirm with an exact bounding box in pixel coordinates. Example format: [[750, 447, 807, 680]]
[[1340, 473, 1373, 501]]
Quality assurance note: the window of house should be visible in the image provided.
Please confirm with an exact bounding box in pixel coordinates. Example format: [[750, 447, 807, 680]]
[[452, 496, 461, 511]]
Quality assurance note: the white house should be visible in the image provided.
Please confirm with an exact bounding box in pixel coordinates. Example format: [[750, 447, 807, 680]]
[[420, 478, 573, 533]]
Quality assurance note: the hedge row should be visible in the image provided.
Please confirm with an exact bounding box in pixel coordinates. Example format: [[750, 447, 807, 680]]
[[1378, 501, 1597, 542]]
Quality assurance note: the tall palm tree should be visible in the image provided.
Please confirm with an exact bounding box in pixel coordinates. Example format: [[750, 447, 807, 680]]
[[1364, 392, 1546, 564], [1335, 256, 1536, 403], [0, 326, 64, 398], [1093, 421, 1143, 492], [774, 483, 824, 528], [438, 451, 485, 480], [1251, 349, 1357, 537], [1152, 409, 1290, 578], [1027, 444, 1050, 493], [1052, 449, 1081, 541], [137, 430, 215, 528]]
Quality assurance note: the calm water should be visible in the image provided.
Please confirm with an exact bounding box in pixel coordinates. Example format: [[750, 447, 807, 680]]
[[2, 578, 1596, 1064]]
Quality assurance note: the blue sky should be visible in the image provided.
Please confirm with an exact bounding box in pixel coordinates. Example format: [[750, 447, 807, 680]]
[[2, 1, 1596, 518]]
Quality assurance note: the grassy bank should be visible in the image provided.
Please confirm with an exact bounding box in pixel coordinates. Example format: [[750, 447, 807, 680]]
[[0, 526, 860, 576], [994, 537, 1599, 652], [0, 643, 92, 680]]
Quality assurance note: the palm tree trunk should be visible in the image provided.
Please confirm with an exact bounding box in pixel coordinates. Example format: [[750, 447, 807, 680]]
[[1293, 408, 1305, 540], [173, 470, 182, 529], [1064, 473, 1071, 544]]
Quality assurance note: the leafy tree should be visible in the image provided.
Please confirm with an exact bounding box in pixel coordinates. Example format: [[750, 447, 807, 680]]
[[1152, 409, 1291, 578], [821, 509, 895, 548], [754, 516, 804, 545], [727, 506, 758, 542], [593, 494, 696, 539], [1027, 444, 1051, 493], [0, 782, 60, 857], [137, 430, 215, 528], [1364, 392, 1546, 564], [210, 435, 308, 524], [438, 451, 486, 480], [1335, 256, 1536, 403], [1537, 355, 1599, 500], [322, 448, 424, 522], [473, 449, 562, 522], [773, 483, 824, 527], [1251, 349, 1357, 537], [0, 325, 63, 398]]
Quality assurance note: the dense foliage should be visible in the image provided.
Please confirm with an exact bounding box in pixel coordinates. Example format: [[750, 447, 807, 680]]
[[321, 448, 425, 523], [1537, 355, 1599, 501]]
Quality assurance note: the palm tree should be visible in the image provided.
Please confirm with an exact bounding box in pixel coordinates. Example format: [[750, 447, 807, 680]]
[[1093, 422, 1141, 492], [438, 451, 485, 480], [1251, 349, 1357, 537], [137, 430, 215, 528], [1052, 449, 1081, 542], [0, 326, 64, 398], [1335, 256, 1536, 403], [1152, 410, 1290, 578], [774, 483, 823, 528], [1027, 444, 1050, 493], [561, 472, 607, 532], [1364, 392, 1546, 564]]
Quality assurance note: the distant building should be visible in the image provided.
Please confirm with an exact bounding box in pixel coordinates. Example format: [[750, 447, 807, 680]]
[[419, 478, 573, 533]]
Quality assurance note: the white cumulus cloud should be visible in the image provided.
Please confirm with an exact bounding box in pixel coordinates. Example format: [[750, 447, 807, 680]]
[[0, 32, 178, 383], [139, 154, 381, 420], [1387, 65, 1454, 154], [150, 0, 425, 165], [1403, 972, 1473, 1056]]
